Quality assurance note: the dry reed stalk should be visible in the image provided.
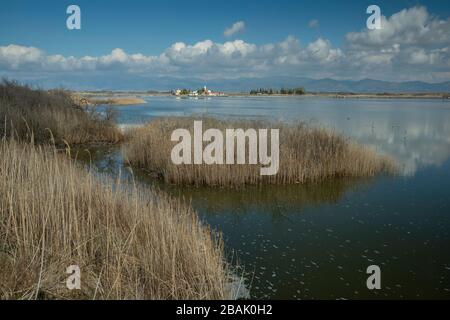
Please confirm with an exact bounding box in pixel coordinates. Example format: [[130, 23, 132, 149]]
[[0, 139, 230, 299], [0, 80, 122, 145]]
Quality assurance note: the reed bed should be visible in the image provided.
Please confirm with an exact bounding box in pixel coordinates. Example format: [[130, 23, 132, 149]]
[[0, 139, 230, 299], [0, 80, 122, 145], [124, 117, 396, 187]]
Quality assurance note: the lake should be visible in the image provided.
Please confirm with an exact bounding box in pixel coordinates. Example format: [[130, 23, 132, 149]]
[[95, 96, 450, 299]]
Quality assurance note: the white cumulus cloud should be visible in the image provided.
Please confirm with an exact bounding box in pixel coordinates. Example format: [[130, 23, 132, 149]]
[[0, 6, 449, 83], [346, 6, 450, 47], [224, 21, 246, 37]]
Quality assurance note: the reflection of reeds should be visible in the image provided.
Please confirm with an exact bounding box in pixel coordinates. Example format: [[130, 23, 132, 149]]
[[163, 178, 372, 216], [0, 80, 122, 145], [0, 140, 230, 299], [124, 117, 397, 187]]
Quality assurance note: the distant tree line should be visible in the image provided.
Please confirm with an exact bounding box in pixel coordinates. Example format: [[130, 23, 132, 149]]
[[249, 87, 306, 95]]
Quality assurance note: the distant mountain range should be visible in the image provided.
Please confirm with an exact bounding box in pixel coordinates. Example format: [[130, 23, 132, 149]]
[[13, 74, 450, 93], [172, 76, 450, 94]]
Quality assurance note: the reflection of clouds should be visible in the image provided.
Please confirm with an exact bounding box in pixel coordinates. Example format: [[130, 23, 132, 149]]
[[254, 98, 450, 175], [355, 129, 450, 175], [304, 101, 450, 176]]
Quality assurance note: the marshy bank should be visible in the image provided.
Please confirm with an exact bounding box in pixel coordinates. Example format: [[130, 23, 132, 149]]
[[0, 82, 403, 300], [0, 82, 232, 299], [124, 117, 397, 187], [58, 96, 450, 299], [0, 140, 230, 299], [0, 80, 122, 145]]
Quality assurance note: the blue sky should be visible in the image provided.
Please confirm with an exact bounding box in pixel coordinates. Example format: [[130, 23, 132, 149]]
[[1, 0, 450, 88], [2, 0, 449, 56]]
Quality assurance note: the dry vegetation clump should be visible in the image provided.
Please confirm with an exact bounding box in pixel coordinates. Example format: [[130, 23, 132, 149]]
[[0, 139, 230, 299], [85, 97, 146, 106], [0, 80, 122, 145], [124, 117, 396, 187]]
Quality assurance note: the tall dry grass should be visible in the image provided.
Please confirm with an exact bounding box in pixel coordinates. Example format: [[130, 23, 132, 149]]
[[0, 80, 122, 145], [0, 139, 230, 299], [124, 117, 396, 187]]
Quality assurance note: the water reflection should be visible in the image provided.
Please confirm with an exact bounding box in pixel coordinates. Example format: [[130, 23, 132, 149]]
[[162, 179, 372, 218]]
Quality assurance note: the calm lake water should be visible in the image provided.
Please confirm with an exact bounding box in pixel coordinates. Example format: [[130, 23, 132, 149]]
[[95, 96, 450, 299]]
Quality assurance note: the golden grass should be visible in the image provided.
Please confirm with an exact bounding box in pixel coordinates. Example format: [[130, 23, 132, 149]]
[[124, 117, 397, 187], [0, 80, 122, 145], [0, 139, 230, 299], [87, 97, 146, 106]]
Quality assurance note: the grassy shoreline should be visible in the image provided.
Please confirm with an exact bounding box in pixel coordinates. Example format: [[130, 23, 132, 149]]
[[0, 82, 232, 300], [73, 94, 146, 106], [1, 80, 123, 145], [0, 140, 230, 299]]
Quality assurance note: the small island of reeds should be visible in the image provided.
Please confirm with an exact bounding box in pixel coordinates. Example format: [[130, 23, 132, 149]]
[[124, 117, 397, 187]]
